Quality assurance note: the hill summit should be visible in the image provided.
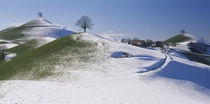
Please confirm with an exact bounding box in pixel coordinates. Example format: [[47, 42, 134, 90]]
[[165, 33, 195, 44], [0, 18, 75, 42]]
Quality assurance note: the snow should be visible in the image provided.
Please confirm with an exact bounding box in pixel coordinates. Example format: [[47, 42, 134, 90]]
[[0, 33, 210, 104], [173, 41, 191, 51], [23, 27, 75, 40], [0, 39, 10, 43], [33, 37, 56, 48], [24, 18, 59, 27], [1, 43, 18, 49], [171, 33, 196, 51], [183, 33, 195, 40], [158, 52, 210, 89], [0, 39, 18, 49], [5, 53, 16, 61]]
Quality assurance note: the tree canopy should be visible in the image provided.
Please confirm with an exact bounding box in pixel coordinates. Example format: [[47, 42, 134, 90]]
[[75, 16, 93, 32]]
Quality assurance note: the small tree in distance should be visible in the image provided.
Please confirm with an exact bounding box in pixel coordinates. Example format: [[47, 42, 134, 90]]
[[75, 16, 93, 32], [38, 12, 43, 18], [181, 29, 186, 34]]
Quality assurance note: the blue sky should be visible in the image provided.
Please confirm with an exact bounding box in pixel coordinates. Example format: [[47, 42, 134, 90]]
[[0, 0, 209, 41]]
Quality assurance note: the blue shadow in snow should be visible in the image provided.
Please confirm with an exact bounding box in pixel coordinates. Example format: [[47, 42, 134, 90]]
[[111, 52, 132, 58], [133, 55, 156, 58], [140, 58, 157, 61], [138, 58, 166, 73], [134, 55, 158, 61], [141, 47, 157, 50], [158, 61, 210, 89]]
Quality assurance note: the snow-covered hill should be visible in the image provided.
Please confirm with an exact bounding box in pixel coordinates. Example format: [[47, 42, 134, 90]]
[[0, 18, 75, 49], [0, 33, 210, 104], [165, 33, 195, 45], [22, 18, 75, 40]]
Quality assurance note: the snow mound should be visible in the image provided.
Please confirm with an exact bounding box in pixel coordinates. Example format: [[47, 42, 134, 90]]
[[5, 53, 16, 61]]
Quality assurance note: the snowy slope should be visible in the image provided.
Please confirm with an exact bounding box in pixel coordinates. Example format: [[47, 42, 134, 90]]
[[0, 33, 210, 104]]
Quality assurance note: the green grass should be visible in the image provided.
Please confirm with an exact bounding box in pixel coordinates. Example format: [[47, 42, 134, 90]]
[[164, 34, 193, 45], [6, 39, 48, 56], [0, 26, 26, 41], [0, 18, 43, 41], [0, 33, 98, 80]]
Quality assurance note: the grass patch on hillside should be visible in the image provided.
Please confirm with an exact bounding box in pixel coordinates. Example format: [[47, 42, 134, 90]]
[[0, 26, 26, 41], [6, 40, 38, 56], [6, 38, 53, 57], [165, 34, 192, 45], [0, 33, 98, 80]]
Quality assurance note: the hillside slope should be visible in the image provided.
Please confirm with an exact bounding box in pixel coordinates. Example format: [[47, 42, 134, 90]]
[[0, 33, 98, 80], [6, 37, 55, 57]]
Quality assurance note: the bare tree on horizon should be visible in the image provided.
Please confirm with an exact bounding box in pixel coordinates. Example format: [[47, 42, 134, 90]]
[[75, 16, 93, 32], [181, 29, 186, 34], [38, 12, 43, 18]]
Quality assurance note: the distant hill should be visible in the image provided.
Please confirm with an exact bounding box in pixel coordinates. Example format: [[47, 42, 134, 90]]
[[0, 18, 75, 42], [164, 34, 194, 45]]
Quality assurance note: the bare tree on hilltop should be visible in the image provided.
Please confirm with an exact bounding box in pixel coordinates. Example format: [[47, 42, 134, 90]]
[[75, 16, 93, 32], [38, 12, 43, 18], [181, 29, 186, 34]]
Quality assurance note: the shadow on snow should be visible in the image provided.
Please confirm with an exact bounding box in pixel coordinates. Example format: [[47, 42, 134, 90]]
[[158, 61, 210, 89]]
